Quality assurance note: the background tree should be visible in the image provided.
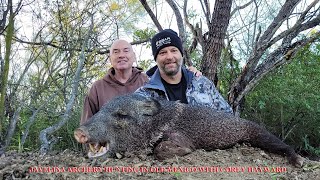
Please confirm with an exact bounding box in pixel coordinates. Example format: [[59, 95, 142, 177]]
[[0, 0, 22, 149]]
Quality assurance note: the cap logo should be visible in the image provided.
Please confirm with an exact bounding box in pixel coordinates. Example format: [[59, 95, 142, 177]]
[[156, 37, 171, 49]]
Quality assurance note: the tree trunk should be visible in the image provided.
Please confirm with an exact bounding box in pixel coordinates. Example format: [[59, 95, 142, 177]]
[[0, 2, 14, 141], [4, 106, 21, 151], [201, 0, 232, 84]]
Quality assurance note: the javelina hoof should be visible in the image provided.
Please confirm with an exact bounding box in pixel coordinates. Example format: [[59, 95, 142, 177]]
[[154, 141, 193, 160], [290, 154, 305, 168], [154, 131, 195, 160]]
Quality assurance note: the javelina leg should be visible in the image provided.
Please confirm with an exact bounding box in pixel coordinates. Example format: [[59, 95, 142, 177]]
[[248, 127, 304, 167], [154, 132, 195, 160]]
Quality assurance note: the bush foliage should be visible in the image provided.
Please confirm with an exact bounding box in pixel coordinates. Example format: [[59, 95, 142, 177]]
[[242, 44, 320, 156]]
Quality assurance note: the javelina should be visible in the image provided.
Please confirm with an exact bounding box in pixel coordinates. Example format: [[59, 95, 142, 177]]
[[74, 94, 304, 167]]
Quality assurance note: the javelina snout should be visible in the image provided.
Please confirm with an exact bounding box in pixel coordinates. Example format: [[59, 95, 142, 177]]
[[74, 126, 110, 158], [74, 128, 89, 144], [74, 94, 304, 167]]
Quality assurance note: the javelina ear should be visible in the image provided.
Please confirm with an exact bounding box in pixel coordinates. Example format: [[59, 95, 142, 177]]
[[114, 109, 128, 116], [138, 97, 160, 116]]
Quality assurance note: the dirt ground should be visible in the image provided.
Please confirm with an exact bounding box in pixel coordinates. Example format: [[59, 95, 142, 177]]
[[1, 144, 319, 180]]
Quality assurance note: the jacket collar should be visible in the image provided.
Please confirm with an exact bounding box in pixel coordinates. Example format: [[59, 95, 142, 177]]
[[144, 66, 194, 91]]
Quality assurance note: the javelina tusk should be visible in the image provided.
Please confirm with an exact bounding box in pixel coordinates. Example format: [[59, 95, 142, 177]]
[[88, 146, 108, 158], [98, 146, 104, 153], [89, 144, 96, 153]]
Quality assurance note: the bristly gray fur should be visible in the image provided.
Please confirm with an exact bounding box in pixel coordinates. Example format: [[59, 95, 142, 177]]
[[74, 94, 304, 167]]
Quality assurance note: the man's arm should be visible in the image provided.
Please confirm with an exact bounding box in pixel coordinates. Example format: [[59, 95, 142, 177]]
[[188, 76, 233, 114], [134, 87, 164, 99], [207, 81, 233, 114], [187, 66, 202, 77]]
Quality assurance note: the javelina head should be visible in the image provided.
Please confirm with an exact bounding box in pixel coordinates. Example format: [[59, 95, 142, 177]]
[[74, 94, 161, 157]]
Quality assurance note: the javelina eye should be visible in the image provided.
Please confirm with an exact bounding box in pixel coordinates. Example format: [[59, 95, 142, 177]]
[[116, 113, 128, 119], [112, 110, 129, 119]]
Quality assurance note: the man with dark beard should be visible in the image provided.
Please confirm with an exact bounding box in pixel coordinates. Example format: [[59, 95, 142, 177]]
[[135, 29, 233, 114]]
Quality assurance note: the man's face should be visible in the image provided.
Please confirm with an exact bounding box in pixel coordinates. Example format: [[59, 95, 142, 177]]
[[156, 46, 183, 76], [110, 40, 136, 71]]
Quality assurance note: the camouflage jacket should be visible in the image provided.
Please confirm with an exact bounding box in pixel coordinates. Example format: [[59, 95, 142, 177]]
[[135, 67, 233, 114]]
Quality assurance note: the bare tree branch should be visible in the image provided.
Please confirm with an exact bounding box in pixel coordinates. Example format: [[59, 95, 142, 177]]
[[251, 0, 259, 46], [232, 0, 301, 89], [139, 0, 163, 31], [230, 0, 254, 16], [230, 31, 320, 114], [22, 89, 61, 147], [165, 0, 185, 42], [0, 1, 10, 34], [0, 0, 23, 34], [13, 36, 150, 55], [183, 0, 205, 49], [258, 0, 300, 44], [199, 0, 211, 25], [165, 0, 192, 66]]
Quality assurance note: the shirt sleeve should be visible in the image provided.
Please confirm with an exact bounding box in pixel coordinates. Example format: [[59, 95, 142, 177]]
[[187, 76, 233, 114], [80, 86, 99, 125], [134, 87, 151, 97], [207, 79, 233, 114], [134, 87, 167, 100]]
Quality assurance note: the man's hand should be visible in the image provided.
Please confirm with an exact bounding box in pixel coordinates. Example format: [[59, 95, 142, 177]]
[[187, 66, 202, 77]]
